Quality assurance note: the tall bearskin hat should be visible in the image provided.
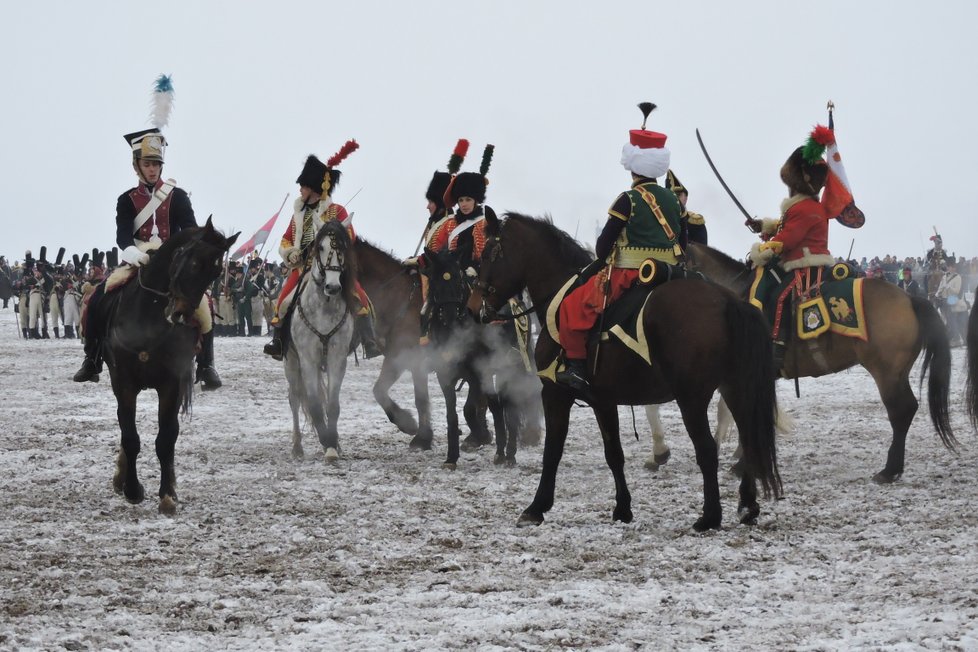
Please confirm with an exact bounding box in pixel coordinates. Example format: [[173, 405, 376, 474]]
[[124, 75, 174, 163], [621, 102, 670, 179], [427, 139, 470, 207], [665, 169, 687, 196], [781, 125, 831, 196], [448, 143, 493, 205]]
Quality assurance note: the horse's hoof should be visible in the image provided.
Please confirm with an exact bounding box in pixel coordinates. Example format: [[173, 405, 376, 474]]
[[613, 507, 633, 524], [460, 435, 492, 452], [125, 484, 145, 505], [442, 462, 457, 471], [292, 448, 304, 460], [493, 454, 505, 465], [654, 449, 671, 466], [505, 456, 517, 468], [873, 470, 902, 484], [324, 448, 340, 463], [517, 509, 544, 527], [738, 504, 760, 526], [643, 457, 661, 472], [693, 514, 722, 532], [409, 436, 433, 451], [159, 495, 178, 516]]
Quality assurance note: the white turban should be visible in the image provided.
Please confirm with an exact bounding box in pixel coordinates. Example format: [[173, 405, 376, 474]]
[[620, 143, 671, 179]]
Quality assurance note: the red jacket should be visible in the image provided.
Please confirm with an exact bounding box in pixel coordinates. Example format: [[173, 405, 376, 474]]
[[769, 196, 833, 271]]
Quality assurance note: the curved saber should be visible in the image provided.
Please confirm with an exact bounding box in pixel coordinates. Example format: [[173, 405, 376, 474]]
[[695, 128, 755, 226]]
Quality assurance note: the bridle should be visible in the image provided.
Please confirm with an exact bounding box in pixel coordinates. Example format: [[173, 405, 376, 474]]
[[311, 230, 345, 289], [470, 235, 535, 322]]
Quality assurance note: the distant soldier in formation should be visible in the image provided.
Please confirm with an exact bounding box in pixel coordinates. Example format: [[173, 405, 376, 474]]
[[665, 169, 708, 246]]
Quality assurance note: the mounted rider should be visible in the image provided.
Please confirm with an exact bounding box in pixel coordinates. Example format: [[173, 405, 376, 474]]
[[665, 169, 708, 246], [263, 141, 381, 360], [556, 103, 682, 391], [430, 144, 496, 276], [747, 126, 838, 368], [403, 139, 469, 344], [73, 75, 223, 388]]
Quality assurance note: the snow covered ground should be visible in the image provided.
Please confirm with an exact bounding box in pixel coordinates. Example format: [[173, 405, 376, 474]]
[[2, 314, 977, 651]]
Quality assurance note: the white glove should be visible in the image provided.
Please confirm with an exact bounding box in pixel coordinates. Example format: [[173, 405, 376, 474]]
[[464, 266, 477, 279], [284, 247, 302, 267], [121, 245, 150, 267], [403, 257, 419, 267], [748, 242, 775, 268]]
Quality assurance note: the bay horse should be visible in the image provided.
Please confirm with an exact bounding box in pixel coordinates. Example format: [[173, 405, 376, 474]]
[[354, 238, 512, 451], [282, 220, 356, 462], [967, 301, 978, 431], [353, 239, 433, 449], [685, 242, 956, 481], [93, 218, 238, 514], [466, 213, 781, 531], [425, 247, 527, 468]]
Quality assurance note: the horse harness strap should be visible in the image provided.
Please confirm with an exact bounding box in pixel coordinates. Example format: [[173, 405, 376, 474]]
[[296, 296, 349, 347]]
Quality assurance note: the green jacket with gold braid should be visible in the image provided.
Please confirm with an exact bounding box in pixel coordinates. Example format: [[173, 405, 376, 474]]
[[606, 178, 683, 267]]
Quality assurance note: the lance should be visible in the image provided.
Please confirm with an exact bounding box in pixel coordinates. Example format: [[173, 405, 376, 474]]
[[847, 238, 855, 261], [695, 129, 756, 229]]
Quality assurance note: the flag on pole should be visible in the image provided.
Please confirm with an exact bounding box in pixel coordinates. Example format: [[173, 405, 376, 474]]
[[231, 194, 289, 261]]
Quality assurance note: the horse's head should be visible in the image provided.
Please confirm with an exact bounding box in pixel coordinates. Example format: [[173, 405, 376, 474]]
[[310, 220, 354, 304], [424, 246, 471, 330], [165, 216, 239, 324]]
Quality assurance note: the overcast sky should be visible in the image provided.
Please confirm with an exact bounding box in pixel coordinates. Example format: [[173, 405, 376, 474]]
[[2, 0, 975, 266]]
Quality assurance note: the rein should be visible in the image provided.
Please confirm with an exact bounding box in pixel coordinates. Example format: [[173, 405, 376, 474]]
[[137, 266, 170, 299]]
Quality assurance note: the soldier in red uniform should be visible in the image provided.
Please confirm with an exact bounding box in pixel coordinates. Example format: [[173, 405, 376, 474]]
[[747, 127, 836, 367], [556, 104, 682, 391], [263, 143, 381, 360]]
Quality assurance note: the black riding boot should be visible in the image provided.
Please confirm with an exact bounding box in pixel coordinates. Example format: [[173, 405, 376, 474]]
[[30, 327, 41, 339], [195, 331, 222, 390], [22, 327, 29, 339], [64, 325, 75, 339], [555, 358, 589, 392], [355, 313, 382, 359], [72, 331, 102, 382], [263, 326, 283, 360]]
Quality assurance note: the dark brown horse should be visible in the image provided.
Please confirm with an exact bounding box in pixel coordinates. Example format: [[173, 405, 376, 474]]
[[467, 213, 782, 531], [685, 242, 956, 481], [967, 301, 978, 431], [92, 218, 238, 514], [354, 238, 530, 451]]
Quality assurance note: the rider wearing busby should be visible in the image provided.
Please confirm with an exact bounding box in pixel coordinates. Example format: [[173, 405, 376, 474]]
[[404, 139, 469, 344], [556, 103, 682, 391], [73, 75, 223, 388], [443, 144, 496, 275], [746, 126, 837, 366], [665, 169, 708, 246], [263, 141, 382, 360]]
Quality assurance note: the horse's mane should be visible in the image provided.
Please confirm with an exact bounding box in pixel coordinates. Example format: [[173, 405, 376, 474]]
[[355, 237, 400, 266], [691, 242, 747, 271], [501, 212, 594, 268]]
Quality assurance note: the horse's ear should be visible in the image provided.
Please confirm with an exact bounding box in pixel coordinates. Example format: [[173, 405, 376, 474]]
[[486, 210, 500, 236], [225, 231, 241, 248], [204, 215, 215, 231]]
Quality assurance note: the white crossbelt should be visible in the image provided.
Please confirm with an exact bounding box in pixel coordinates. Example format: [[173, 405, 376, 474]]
[[132, 178, 177, 239]]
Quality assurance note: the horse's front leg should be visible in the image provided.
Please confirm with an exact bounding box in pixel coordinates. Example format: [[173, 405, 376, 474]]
[[322, 341, 348, 462], [373, 355, 417, 436], [592, 401, 632, 523], [114, 386, 145, 504], [519, 383, 574, 526], [155, 381, 182, 515], [439, 370, 461, 469], [285, 356, 304, 459], [299, 356, 335, 464]]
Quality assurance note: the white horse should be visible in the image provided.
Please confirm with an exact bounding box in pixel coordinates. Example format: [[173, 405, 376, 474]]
[[283, 220, 355, 463]]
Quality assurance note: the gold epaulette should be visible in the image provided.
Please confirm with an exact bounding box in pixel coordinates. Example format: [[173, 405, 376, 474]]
[[686, 212, 706, 226]]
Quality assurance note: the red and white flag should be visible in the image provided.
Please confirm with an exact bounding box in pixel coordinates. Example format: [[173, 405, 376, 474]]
[[231, 194, 289, 261]]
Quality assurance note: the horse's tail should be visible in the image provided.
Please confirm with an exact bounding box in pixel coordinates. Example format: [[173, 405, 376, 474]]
[[966, 304, 978, 430], [910, 296, 956, 449], [725, 298, 782, 498]]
